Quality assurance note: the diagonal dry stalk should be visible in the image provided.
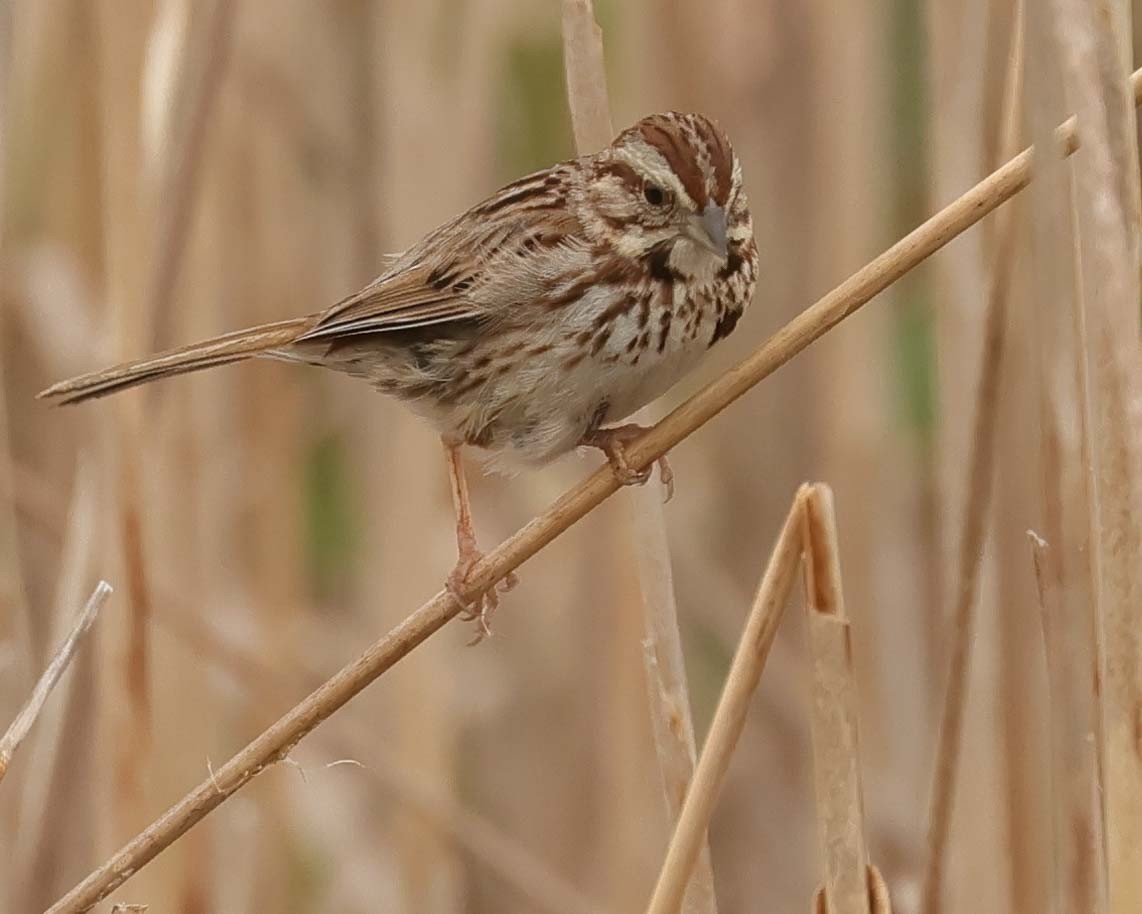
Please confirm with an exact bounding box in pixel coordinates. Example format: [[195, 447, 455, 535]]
[[560, 2, 717, 910], [156, 595, 613, 914], [920, 6, 1025, 912], [46, 67, 1142, 914], [800, 485, 881, 914], [0, 581, 112, 784], [645, 486, 807, 914], [10, 457, 609, 914]]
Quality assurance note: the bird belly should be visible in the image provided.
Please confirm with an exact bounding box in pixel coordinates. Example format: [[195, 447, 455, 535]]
[[459, 298, 710, 470], [313, 287, 721, 473]]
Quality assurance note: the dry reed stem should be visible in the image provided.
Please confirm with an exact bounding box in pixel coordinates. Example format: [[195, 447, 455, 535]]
[[4, 460, 607, 914], [0, 581, 111, 784], [45, 70, 1142, 914], [1028, 526, 1104, 914], [867, 865, 893, 914], [644, 487, 806, 914], [560, 3, 717, 910], [801, 485, 875, 914], [920, 8, 1025, 913], [95, 2, 156, 851], [1047, 125, 1107, 914], [1023, 8, 1108, 912], [560, 0, 612, 154], [9, 463, 99, 911], [153, 604, 612, 914], [1050, 4, 1142, 911], [814, 865, 894, 914], [0, 357, 33, 678], [145, 0, 239, 353], [633, 503, 720, 911], [1048, 3, 1142, 909], [0, 3, 33, 687]]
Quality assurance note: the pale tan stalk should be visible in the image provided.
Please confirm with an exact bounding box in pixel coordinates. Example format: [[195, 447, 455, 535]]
[[1024, 7, 1107, 912], [560, 2, 717, 910], [0, 353, 33, 681], [920, 8, 1025, 912], [1029, 524, 1104, 914], [644, 487, 806, 914], [94, 1, 156, 856], [867, 865, 893, 914], [1048, 2, 1142, 910], [801, 485, 876, 914], [560, 0, 612, 154], [631, 484, 718, 914], [803, 0, 920, 884], [12, 455, 607, 914], [10, 466, 100, 911], [0, 581, 111, 783], [0, 0, 34, 705], [156, 585, 613, 914], [145, 0, 239, 352], [990, 8, 1051, 912], [46, 73, 1142, 913]]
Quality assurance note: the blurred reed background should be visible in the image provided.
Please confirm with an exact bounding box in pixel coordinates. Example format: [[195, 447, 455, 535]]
[[1, 1, 1141, 912]]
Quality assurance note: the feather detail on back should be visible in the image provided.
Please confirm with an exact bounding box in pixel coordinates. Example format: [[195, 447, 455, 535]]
[[300, 171, 587, 341]]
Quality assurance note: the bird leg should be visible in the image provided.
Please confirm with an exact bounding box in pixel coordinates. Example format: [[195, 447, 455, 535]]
[[442, 440, 516, 642], [580, 424, 674, 502]]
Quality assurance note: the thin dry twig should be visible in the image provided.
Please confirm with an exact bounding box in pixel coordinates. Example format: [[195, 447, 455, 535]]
[[10, 463, 100, 911], [921, 8, 1025, 912], [559, 3, 718, 911], [0, 581, 112, 783], [644, 487, 807, 914], [801, 485, 876, 914], [46, 69, 1142, 914]]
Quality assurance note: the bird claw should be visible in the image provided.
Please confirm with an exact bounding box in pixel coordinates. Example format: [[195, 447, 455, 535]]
[[446, 548, 517, 645], [583, 424, 675, 502]]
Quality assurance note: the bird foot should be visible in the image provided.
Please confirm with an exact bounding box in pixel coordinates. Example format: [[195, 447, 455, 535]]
[[446, 540, 518, 645], [582, 423, 674, 502]]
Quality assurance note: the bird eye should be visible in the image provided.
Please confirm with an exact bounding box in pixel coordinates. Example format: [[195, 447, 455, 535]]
[[643, 182, 670, 207]]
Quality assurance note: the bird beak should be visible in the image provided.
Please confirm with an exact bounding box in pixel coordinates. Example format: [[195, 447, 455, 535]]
[[688, 204, 729, 259]]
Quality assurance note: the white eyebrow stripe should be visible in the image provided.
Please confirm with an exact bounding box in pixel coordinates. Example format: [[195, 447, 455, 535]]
[[614, 144, 701, 211]]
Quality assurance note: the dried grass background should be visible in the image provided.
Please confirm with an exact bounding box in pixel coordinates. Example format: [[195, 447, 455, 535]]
[[1, 1, 1141, 913]]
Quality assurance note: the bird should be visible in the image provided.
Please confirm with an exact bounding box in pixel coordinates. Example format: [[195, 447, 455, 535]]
[[39, 111, 758, 636]]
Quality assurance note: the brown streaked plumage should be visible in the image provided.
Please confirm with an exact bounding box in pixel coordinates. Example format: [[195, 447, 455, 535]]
[[40, 112, 758, 635]]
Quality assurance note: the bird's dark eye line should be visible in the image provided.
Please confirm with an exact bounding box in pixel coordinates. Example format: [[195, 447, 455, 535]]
[[643, 182, 669, 207]]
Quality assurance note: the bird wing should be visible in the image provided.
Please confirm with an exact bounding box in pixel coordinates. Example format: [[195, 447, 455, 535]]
[[298, 259, 481, 341], [298, 166, 583, 342]]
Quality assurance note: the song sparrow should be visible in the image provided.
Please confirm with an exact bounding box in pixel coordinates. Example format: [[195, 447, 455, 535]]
[[40, 112, 758, 634]]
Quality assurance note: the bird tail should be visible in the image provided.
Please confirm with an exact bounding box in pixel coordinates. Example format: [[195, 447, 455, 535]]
[[37, 317, 311, 405]]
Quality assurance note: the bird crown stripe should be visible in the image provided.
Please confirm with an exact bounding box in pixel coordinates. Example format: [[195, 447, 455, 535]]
[[636, 119, 709, 208]]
